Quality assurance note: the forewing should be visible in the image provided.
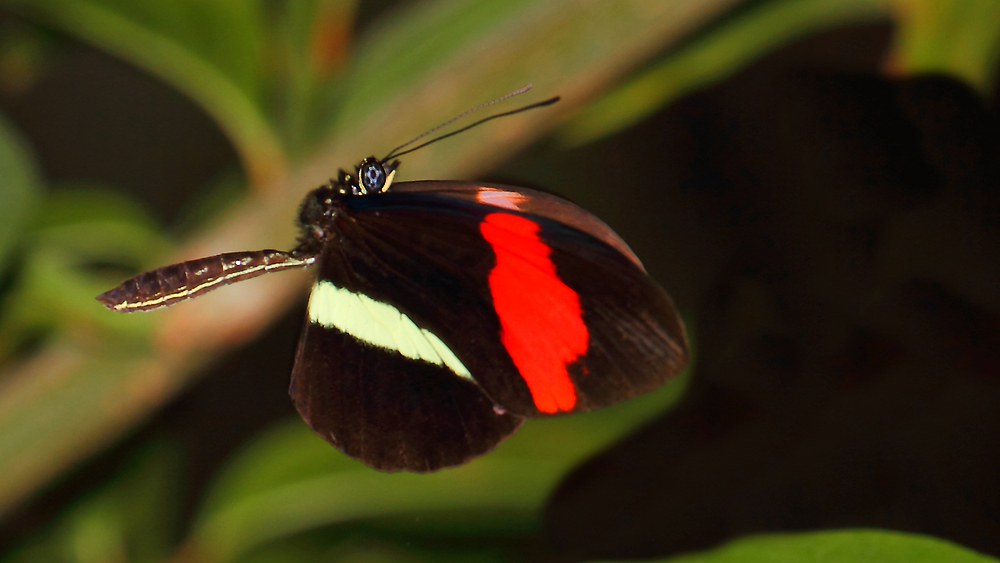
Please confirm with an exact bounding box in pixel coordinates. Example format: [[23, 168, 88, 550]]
[[390, 181, 643, 267], [328, 185, 688, 418]]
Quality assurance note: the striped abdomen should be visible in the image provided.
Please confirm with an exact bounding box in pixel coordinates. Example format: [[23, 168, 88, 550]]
[[97, 250, 315, 312]]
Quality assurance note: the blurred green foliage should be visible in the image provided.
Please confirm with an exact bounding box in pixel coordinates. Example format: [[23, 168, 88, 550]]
[[638, 530, 1000, 563], [6, 442, 181, 563], [0, 113, 39, 277], [0, 0, 998, 561], [189, 376, 690, 563]]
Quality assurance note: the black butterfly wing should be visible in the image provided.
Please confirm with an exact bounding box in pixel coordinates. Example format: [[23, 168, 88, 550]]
[[290, 311, 523, 472], [390, 181, 643, 267], [297, 181, 688, 420], [290, 220, 526, 472], [393, 182, 689, 414]]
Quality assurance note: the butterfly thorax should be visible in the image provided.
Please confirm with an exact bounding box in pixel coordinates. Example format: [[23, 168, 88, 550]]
[[294, 156, 401, 256]]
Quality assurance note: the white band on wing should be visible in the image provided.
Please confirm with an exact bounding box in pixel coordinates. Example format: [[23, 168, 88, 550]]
[[308, 280, 472, 379]]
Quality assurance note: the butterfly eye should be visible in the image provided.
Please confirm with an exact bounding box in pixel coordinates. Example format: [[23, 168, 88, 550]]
[[359, 159, 386, 193]]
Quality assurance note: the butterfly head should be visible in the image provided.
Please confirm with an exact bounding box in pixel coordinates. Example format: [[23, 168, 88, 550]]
[[337, 157, 399, 196]]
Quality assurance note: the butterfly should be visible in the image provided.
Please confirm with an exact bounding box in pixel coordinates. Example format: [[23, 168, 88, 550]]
[[97, 88, 689, 472]]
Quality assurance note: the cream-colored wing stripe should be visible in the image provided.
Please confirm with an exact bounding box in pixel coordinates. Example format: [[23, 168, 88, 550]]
[[307, 280, 472, 379]]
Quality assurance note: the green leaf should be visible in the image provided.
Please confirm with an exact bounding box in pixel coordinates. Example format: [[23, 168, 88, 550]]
[[269, 0, 357, 155], [0, 0, 284, 182], [652, 529, 998, 563], [559, 0, 892, 146], [0, 186, 171, 340], [890, 0, 1000, 94], [0, 111, 40, 277]]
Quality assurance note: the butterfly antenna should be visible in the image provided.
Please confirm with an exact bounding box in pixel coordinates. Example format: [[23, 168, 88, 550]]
[[382, 84, 559, 161]]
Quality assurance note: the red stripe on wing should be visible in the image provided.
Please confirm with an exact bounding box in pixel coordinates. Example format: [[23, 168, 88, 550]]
[[479, 213, 588, 413]]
